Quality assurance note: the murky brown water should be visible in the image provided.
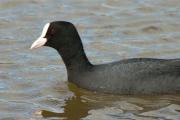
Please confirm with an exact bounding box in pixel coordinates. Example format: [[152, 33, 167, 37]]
[[0, 0, 180, 119]]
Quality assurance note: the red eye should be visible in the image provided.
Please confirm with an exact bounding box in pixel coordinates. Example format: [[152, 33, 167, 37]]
[[50, 29, 56, 36]]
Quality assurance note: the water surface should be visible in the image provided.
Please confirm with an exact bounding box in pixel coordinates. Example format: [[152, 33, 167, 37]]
[[0, 0, 180, 119]]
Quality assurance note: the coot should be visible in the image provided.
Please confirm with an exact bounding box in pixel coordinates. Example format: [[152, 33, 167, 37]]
[[30, 21, 180, 94]]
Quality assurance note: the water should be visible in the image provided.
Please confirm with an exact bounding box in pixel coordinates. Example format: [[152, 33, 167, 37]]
[[0, 0, 180, 119]]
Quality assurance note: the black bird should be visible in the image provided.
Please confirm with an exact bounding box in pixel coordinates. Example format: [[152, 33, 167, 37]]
[[30, 21, 180, 94]]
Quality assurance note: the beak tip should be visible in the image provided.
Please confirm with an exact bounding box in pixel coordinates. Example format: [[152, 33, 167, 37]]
[[30, 45, 35, 50]]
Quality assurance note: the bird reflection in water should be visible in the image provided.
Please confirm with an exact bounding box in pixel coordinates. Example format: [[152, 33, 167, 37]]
[[41, 83, 92, 120]]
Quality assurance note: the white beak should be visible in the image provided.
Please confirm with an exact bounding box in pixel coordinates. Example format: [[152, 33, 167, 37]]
[[30, 37, 47, 49], [30, 23, 50, 49]]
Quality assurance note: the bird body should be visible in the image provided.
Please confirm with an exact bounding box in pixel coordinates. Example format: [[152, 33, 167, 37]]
[[69, 58, 180, 94]]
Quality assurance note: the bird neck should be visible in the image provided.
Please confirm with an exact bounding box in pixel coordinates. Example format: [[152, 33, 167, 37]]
[[56, 40, 92, 74]]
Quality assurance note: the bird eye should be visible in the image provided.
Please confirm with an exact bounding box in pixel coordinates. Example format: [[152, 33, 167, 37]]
[[50, 29, 56, 36]]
